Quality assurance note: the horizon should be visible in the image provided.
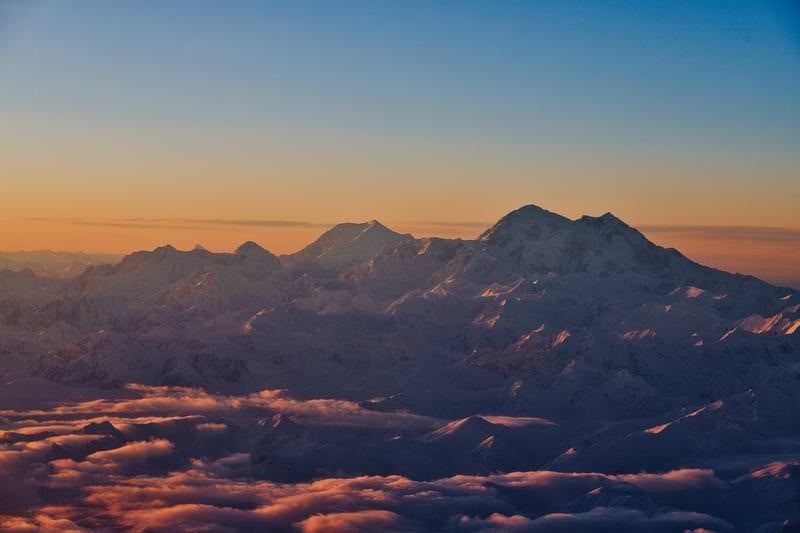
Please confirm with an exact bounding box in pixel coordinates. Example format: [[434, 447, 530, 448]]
[[2, 203, 799, 289]]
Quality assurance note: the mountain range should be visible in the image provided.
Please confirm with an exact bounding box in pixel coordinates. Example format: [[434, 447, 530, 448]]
[[2, 205, 795, 407], [0, 250, 121, 278], [0, 204, 798, 531]]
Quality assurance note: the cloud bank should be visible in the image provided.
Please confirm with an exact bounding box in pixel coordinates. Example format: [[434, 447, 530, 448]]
[[0, 383, 790, 532]]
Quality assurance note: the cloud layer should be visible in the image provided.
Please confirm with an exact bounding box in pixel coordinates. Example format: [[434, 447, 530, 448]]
[[1, 383, 794, 531]]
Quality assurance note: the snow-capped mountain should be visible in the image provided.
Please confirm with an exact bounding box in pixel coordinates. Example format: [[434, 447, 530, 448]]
[[0, 204, 795, 405], [282, 219, 412, 271], [1, 204, 798, 531]]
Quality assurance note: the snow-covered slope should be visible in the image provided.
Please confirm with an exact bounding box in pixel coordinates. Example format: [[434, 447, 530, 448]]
[[0, 204, 795, 412], [282, 220, 412, 271]]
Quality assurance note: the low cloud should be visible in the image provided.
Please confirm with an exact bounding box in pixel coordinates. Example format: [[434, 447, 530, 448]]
[[0, 511, 86, 533], [84, 438, 174, 465], [2, 385, 440, 431], [615, 469, 724, 493], [455, 508, 732, 532], [196, 422, 228, 433], [0, 385, 778, 531], [299, 510, 411, 532], [43, 466, 733, 532]]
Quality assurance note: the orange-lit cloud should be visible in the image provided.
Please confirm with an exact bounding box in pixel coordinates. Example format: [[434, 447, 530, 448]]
[[0, 383, 757, 532], [2, 384, 441, 431]]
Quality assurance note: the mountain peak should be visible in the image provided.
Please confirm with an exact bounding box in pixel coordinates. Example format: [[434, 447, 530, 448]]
[[578, 212, 630, 228], [234, 242, 281, 275], [283, 220, 412, 270], [501, 204, 564, 221], [235, 241, 269, 256], [363, 219, 402, 236], [480, 204, 572, 244], [599, 212, 622, 223], [154, 244, 177, 253], [330, 220, 391, 235], [514, 204, 554, 215]]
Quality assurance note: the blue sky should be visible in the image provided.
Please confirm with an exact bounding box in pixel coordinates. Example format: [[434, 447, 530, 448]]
[[2, 1, 798, 155]]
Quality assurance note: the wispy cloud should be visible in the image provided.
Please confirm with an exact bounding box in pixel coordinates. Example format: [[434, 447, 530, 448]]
[[23, 218, 800, 247], [128, 218, 329, 228], [640, 225, 800, 244], [25, 218, 330, 231], [73, 220, 200, 231], [23, 217, 493, 237], [396, 220, 492, 237], [401, 221, 490, 229]]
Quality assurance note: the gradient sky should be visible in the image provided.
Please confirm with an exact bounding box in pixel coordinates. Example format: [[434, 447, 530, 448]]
[[0, 1, 798, 286]]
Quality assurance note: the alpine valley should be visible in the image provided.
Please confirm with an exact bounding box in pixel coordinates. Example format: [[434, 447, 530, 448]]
[[1, 205, 798, 532]]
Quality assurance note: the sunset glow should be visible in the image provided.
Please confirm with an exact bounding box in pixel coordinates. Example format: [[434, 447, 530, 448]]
[[1, 1, 798, 286]]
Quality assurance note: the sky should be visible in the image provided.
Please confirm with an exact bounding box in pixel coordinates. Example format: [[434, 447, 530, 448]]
[[0, 1, 798, 286]]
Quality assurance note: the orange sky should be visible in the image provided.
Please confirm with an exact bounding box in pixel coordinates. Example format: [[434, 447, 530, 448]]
[[2, 145, 798, 287], [2, 214, 799, 289]]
